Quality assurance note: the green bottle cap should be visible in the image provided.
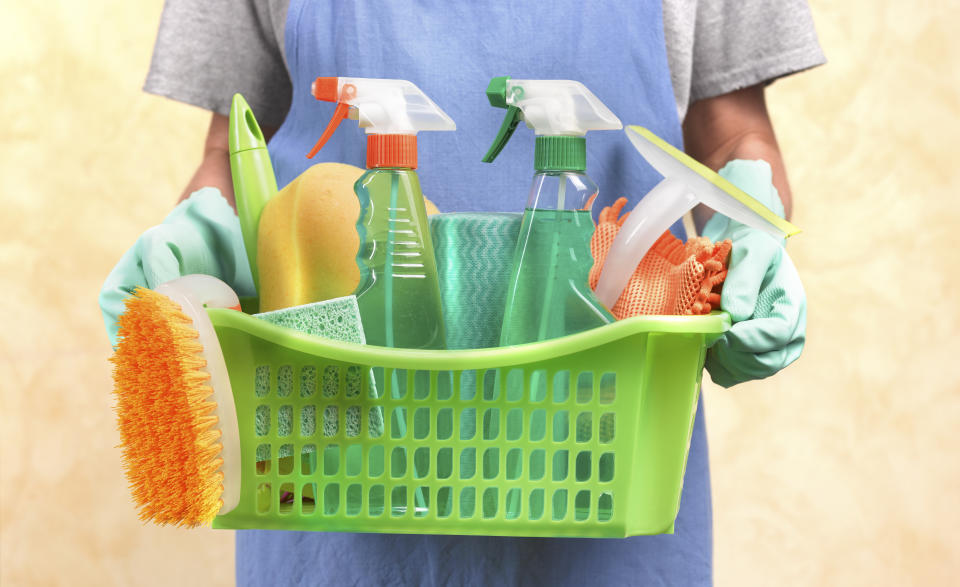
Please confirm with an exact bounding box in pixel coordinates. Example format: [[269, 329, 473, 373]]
[[534, 136, 586, 172]]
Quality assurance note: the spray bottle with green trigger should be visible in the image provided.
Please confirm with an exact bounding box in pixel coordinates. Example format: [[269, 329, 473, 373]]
[[483, 77, 622, 346], [308, 77, 454, 351]]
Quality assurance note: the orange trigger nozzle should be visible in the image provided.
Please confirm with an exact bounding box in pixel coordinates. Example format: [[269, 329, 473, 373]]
[[307, 102, 350, 159], [311, 77, 339, 102]]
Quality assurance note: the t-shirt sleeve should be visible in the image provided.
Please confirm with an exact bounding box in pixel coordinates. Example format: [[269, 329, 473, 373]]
[[143, 0, 292, 128], [689, 0, 826, 103]]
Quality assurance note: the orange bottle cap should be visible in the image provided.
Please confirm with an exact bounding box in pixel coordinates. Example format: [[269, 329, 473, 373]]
[[367, 134, 417, 169]]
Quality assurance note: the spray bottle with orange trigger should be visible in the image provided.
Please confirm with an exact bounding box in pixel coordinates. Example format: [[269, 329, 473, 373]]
[[308, 77, 455, 350]]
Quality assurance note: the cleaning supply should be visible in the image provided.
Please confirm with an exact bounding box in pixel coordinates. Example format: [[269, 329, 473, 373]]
[[256, 296, 365, 342], [112, 275, 381, 526], [308, 76, 454, 350], [257, 163, 365, 312], [98, 188, 255, 347], [107, 217, 731, 535], [229, 94, 278, 293], [428, 212, 524, 478], [483, 77, 622, 519], [482, 77, 622, 346], [594, 126, 801, 308], [589, 197, 732, 318], [306, 78, 454, 514], [110, 274, 242, 526], [253, 295, 383, 458], [701, 159, 807, 387], [430, 212, 523, 350]]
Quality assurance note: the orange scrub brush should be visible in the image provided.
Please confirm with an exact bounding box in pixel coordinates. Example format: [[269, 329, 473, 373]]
[[110, 275, 242, 527], [589, 197, 732, 319]]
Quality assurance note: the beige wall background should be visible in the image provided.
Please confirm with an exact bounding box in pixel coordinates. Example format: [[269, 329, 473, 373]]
[[2, 1, 958, 585]]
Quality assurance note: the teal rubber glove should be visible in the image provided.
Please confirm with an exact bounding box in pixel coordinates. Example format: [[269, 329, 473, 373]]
[[99, 187, 254, 347], [701, 160, 806, 388]]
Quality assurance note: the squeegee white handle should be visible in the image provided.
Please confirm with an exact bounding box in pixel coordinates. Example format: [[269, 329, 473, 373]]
[[697, 188, 783, 240], [594, 178, 698, 309]]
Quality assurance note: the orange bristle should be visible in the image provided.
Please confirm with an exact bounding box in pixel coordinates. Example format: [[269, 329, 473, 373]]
[[110, 287, 225, 527]]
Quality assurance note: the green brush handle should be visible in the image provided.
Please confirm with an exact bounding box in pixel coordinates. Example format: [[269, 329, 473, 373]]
[[229, 93, 279, 293]]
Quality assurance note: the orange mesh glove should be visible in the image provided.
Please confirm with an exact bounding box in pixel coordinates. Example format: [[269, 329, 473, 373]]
[[588, 197, 732, 319]]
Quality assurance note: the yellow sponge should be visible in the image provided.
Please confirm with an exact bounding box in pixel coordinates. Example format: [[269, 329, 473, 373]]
[[257, 162, 440, 312], [257, 163, 363, 312]]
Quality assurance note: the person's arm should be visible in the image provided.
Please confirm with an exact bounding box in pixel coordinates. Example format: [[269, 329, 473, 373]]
[[146, 0, 290, 208], [684, 83, 807, 387], [177, 112, 276, 209], [682, 84, 792, 229]]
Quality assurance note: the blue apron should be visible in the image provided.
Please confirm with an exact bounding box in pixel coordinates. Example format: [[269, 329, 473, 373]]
[[240, 1, 713, 584]]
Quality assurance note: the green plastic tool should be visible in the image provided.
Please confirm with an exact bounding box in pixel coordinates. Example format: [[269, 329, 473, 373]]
[[205, 214, 730, 536], [211, 305, 728, 536], [229, 94, 279, 293]]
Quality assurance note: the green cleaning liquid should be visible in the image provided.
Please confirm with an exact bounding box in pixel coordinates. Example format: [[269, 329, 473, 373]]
[[499, 207, 613, 346], [498, 207, 612, 519], [354, 168, 442, 514], [481, 77, 623, 520], [353, 168, 445, 350]]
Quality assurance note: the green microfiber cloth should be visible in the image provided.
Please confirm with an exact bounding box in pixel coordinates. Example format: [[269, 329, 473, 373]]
[[250, 296, 382, 457]]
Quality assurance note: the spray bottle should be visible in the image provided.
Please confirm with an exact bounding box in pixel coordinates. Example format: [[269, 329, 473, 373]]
[[483, 77, 622, 346], [308, 77, 455, 350]]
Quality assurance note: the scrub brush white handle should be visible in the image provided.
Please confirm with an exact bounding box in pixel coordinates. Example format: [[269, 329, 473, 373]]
[[155, 275, 243, 515]]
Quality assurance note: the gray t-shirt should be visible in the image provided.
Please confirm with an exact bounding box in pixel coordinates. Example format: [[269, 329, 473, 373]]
[[145, 0, 824, 128]]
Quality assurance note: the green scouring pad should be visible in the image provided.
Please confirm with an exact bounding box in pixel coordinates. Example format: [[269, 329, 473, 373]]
[[255, 295, 365, 344], [251, 296, 382, 451]]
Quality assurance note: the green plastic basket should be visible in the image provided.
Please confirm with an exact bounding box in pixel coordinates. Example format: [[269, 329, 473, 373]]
[[209, 213, 729, 537]]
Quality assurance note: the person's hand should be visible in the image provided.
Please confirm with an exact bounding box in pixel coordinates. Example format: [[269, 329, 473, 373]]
[[99, 187, 254, 347], [701, 160, 806, 387]]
